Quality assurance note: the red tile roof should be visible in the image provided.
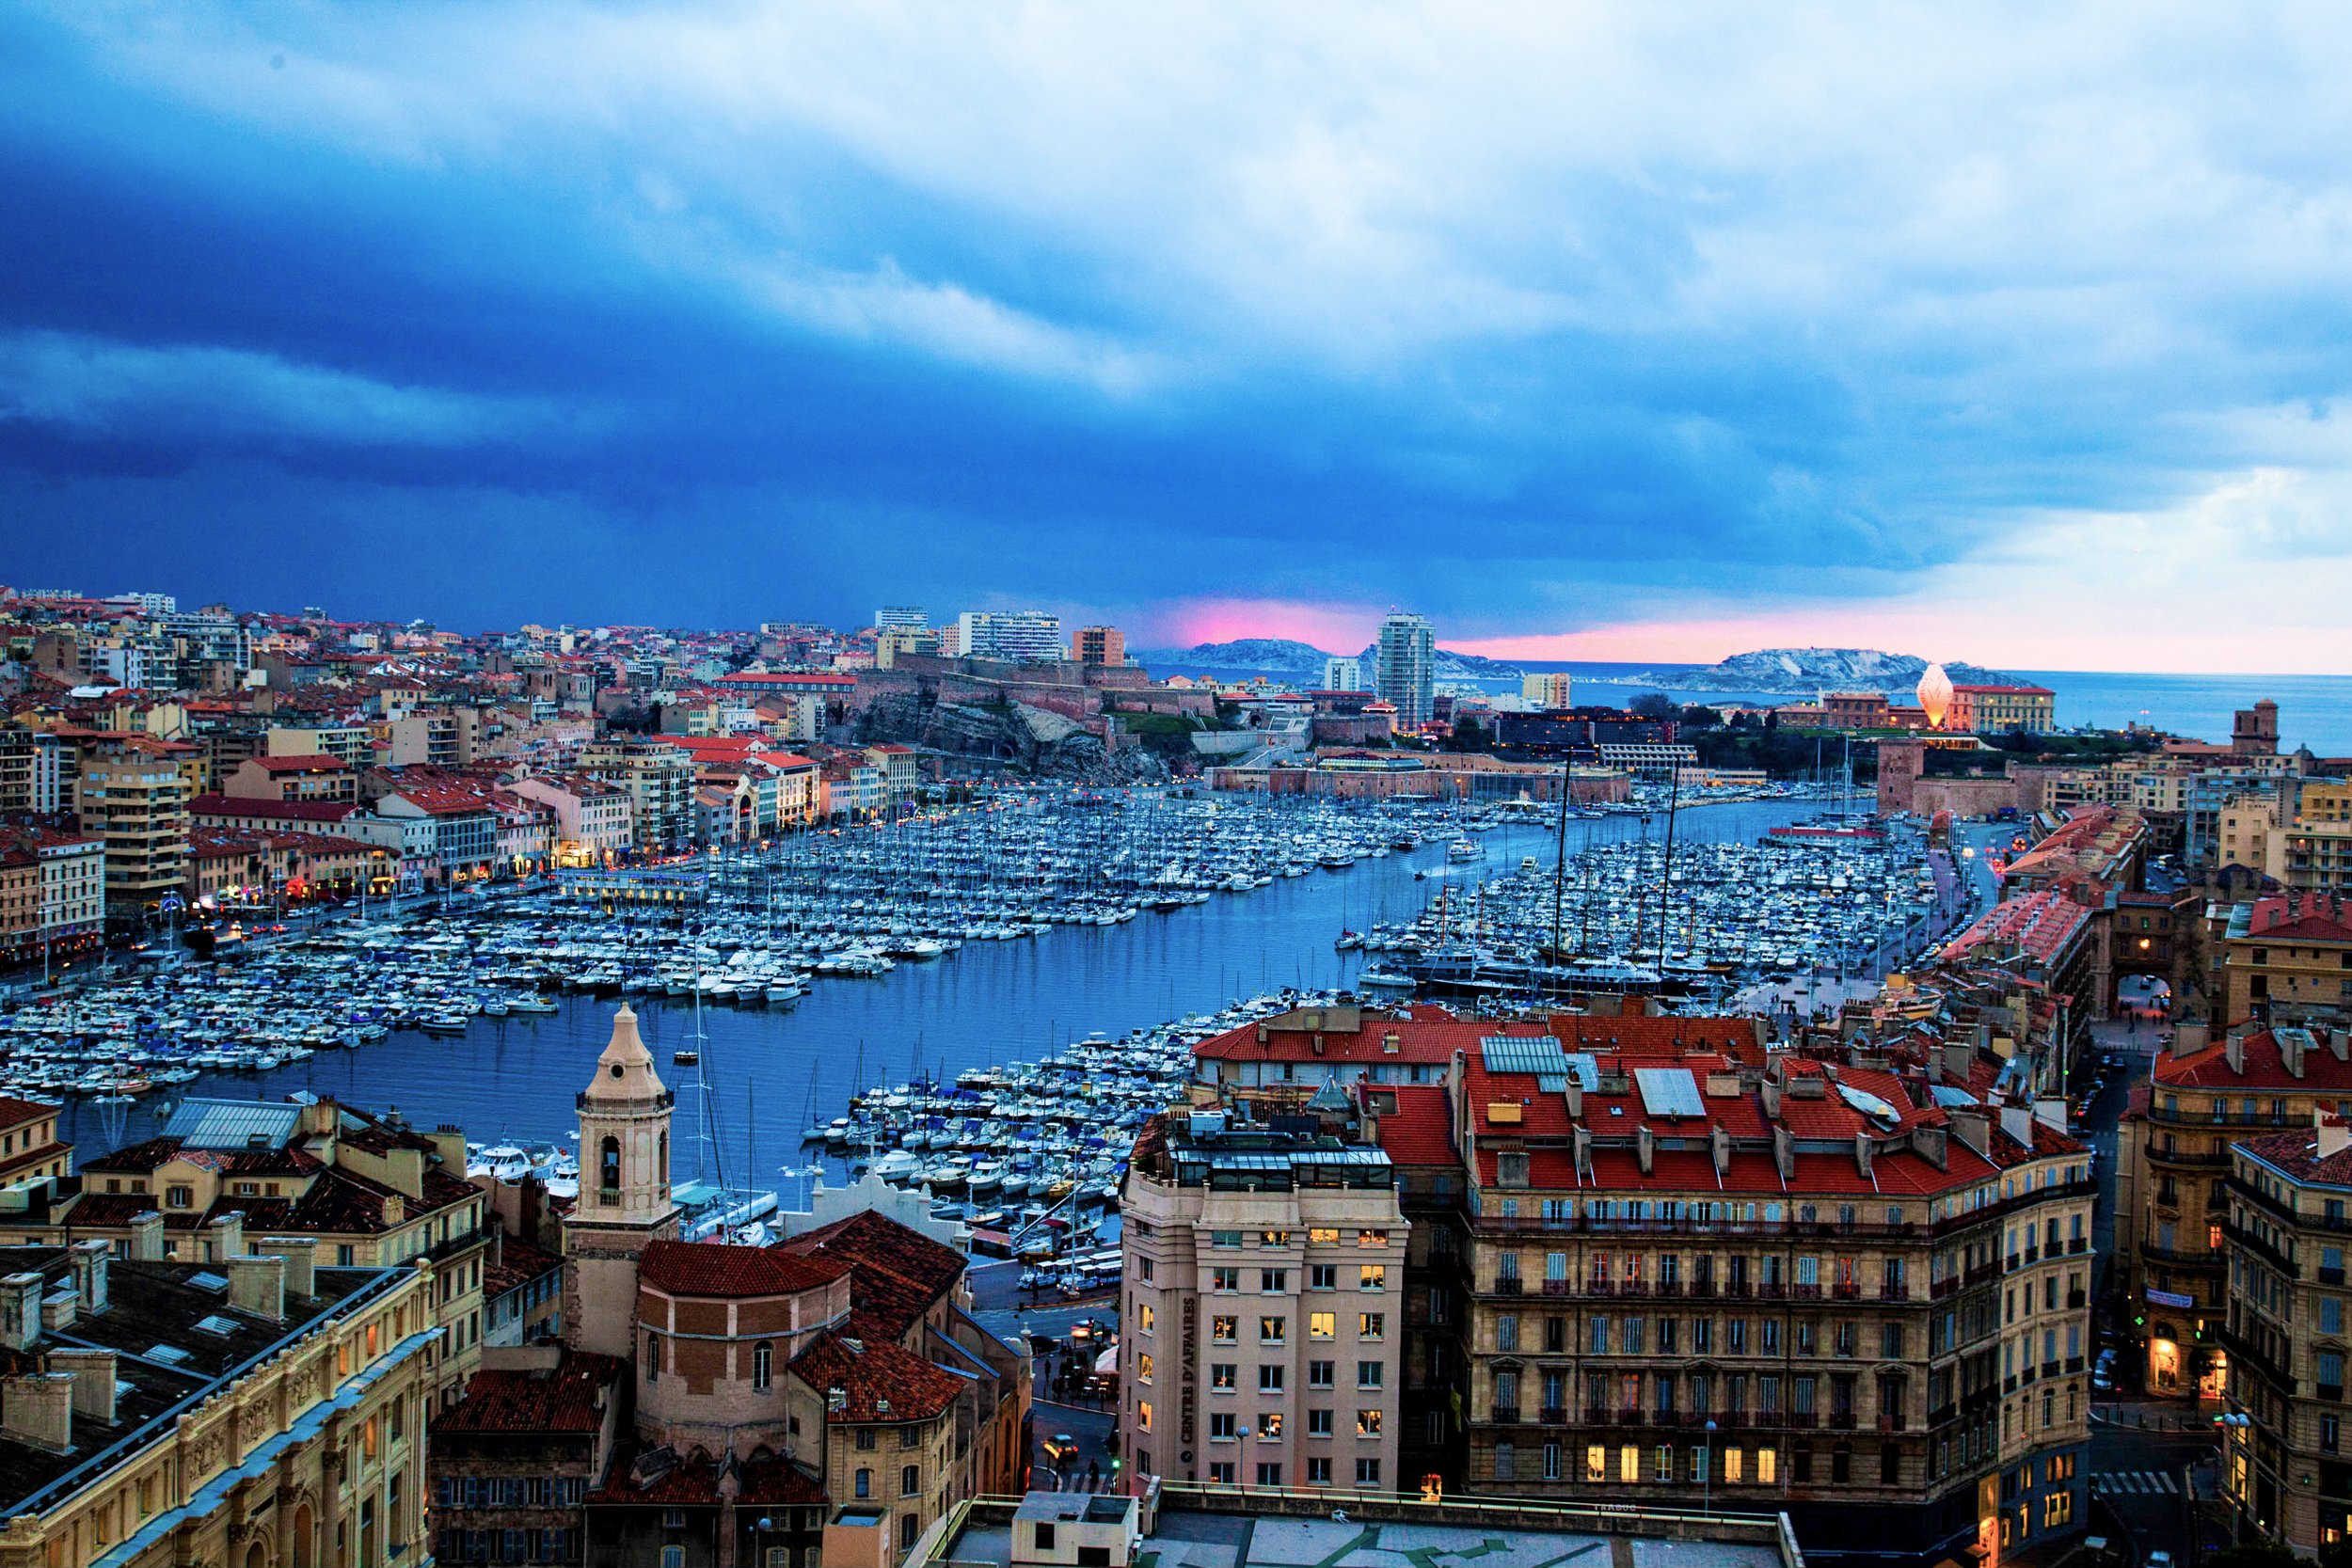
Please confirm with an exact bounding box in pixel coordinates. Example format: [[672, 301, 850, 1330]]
[[0, 1098, 56, 1133], [432, 1351, 626, 1434], [1369, 1085, 1455, 1166], [789, 1329, 965, 1422], [2154, 1028, 2352, 1092], [639, 1240, 851, 1299], [777, 1210, 965, 1338]]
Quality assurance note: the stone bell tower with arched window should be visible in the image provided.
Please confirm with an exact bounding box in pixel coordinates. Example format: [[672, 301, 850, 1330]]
[[562, 1004, 680, 1358]]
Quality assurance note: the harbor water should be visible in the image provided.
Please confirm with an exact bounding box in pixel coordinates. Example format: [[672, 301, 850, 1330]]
[[55, 799, 1828, 1172]]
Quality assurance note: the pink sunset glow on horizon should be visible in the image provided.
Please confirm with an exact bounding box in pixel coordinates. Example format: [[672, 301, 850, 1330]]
[[1150, 594, 2352, 676]]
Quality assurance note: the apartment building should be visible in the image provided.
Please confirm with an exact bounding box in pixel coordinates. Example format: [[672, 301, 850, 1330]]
[[580, 739, 693, 856], [0, 1240, 437, 1568], [1119, 1107, 1407, 1495], [51, 1096, 495, 1409], [2217, 895, 2352, 1027], [1946, 685, 2057, 734], [222, 752, 359, 804], [0, 823, 104, 966], [1452, 1044, 2093, 1563], [509, 772, 635, 866], [72, 732, 196, 917], [2222, 1119, 2352, 1551], [2121, 1024, 2352, 1400]]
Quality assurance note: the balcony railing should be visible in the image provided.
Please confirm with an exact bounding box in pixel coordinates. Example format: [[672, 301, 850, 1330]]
[[1491, 1276, 1524, 1296], [1490, 1405, 1520, 1425], [1539, 1405, 1567, 1426]]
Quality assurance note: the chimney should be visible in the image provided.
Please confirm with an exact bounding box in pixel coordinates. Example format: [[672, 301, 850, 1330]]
[[207, 1211, 244, 1262], [1914, 1124, 1949, 1170], [1944, 1043, 1974, 1083], [2172, 1022, 2209, 1060], [2333, 1029, 2351, 1064], [1925, 1051, 1943, 1085], [2320, 1114, 2352, 1163], [68, 1242, 108, 1316], [2000, 1104, 2036, 1151], [1572, 1126, 1593, 1181], [382, 1192, 405, 1227], [429, 1124, 469, 1175], [1563, 1081, 1583, 1120], [0, 1275, 40, 1351], [1854, 1132, 1874, 1181], [255, 1237, 318, 1299], [127, 1211, 165, 1262], [46, 1348, 117, 1423], [2226, 1033, 2247, 1077], [1761, 1080, 1782, 1120], [1710, 1124, 1732, 1176], [39, 1287, 74, 1333], [227, 1253, 285, 1324], [2034, 1097, 2069, 1132], [2283, 1031, 2308, 1079], [1636, 1125, 1655, 1177], [1772, 1125, 1796, 1181], [1, 1373, 72, 1453], [1947, 1107, 1992, 1157]]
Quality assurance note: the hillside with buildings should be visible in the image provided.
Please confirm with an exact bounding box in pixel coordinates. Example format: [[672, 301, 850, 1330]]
[[1135, 637, 1522, 680], [1634, 646, 2013, 694]]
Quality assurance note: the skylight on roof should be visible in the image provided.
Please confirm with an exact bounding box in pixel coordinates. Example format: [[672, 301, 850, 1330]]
[[194, 1314, 240, 1338], [145, 1344, 194, 1366], [188, 1272, 229, 1294]]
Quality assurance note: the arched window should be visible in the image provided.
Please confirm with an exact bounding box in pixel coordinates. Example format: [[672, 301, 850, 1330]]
[[645, 1332, 660, 1383], [600, 1136, 621, 1204], [901, 1513, 921, 1549], [753, 1340, 773, 1392], [659, 1132, 668, 1193]]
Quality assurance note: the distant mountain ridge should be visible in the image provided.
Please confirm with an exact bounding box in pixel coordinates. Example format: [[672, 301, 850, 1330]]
[[1134, 638, 1523, 680], [1628, 647, 2015, 695]]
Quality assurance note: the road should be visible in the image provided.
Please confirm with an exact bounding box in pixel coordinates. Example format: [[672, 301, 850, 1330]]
[[970, 1260, 1122, 1492]]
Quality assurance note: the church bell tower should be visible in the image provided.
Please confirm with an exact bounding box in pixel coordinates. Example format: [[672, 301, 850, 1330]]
[[562, 1004, 680, 1357]]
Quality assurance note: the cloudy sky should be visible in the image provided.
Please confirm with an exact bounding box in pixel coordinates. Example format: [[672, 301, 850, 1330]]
[[6, 3, 2352, 671]]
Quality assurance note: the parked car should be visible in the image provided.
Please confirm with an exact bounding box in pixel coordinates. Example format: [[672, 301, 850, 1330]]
[[2092, 1349, 2117, 1391]]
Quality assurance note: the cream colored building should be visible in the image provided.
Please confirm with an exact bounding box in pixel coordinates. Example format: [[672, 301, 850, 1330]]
[[2222, 1119, 2352, 1550], [0, 1239, 436, 1568], [1119, 1111, 1406, 1494]]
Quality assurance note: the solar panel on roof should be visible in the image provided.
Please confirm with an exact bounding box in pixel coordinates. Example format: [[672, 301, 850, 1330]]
[[164, 1100, 303, 1151], [1480, 1037, 1571, 1076], [1633, 1068, 1706, 1119]]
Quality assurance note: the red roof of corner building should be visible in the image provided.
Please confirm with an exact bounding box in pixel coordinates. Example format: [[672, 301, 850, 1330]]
[[0, 1098, 56, 1132], [788, 1329, 965, 1422], [431, 1350, 627, 1434], [2233, 1126, 2352, 1186], [2153, 1029, 2352, 1092], [2239, 895, 2352, 943], [1939, 887, 2091, 963], [638, 1239, 851, 1298]]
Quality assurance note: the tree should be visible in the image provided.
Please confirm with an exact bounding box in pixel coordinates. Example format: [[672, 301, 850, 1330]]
[[2208, 1544, 2300, 1568], [1445, 718, 1493, 754], [1629, 692, 1677, 721], [1679, 705, 1724, 730]]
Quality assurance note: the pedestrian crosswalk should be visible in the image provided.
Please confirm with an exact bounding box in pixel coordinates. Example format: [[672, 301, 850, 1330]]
[[2092, 1470, 2180, 1496]]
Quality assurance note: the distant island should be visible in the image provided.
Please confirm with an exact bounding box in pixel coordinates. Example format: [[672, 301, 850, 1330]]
[[1134, 637, 1523, 681], [1623, 647, 2016, 696]]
